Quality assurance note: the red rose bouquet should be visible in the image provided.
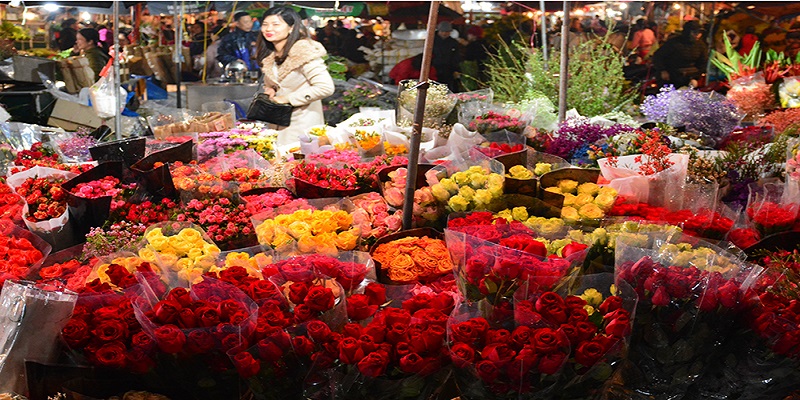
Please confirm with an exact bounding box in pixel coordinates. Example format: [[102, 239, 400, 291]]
[[174, 197, 258, 251], [476, 142, 525, 158], [447, 301, 570, 399], [68, 175, 136, 199], [746, 193, 799, 237], [109, 197, 179, 226], [614, 235, 758, 399], [14, 176, 67, 222], [469, 111, 526, 134], [0, 221, 50, 286], [0, 180, 24, 227]]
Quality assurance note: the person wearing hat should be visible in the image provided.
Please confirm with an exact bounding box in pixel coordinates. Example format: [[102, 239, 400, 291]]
[[216, 10, 258, 70], [58, 18, 80, 51], [432, 21, 461, 92], [652, 20, 708, 88]]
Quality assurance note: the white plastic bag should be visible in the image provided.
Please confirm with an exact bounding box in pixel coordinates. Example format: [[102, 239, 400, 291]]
[[89, 70, 127, 118], [598, 153, 689, 210]]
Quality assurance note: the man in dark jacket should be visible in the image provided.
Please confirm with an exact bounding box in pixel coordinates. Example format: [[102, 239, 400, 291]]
[[216, 11, 258, 70], [652, 20, 708, 88], [432, 21, 461, 92], [58, 18, 79, 51]]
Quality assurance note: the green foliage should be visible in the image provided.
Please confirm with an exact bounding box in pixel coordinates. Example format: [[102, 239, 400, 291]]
[[0, 21, 30, 41], [480, 39, 532, 104], [711, 34, 762, 80], [324, 55, 349, 81]]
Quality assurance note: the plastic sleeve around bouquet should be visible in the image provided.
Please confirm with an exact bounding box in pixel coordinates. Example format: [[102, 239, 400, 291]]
[[136, 221, 221, 288], [47, 131, 96, 164], [425, 147, 505, 186], [478, 130, 528, 171], [378, 163, 436, 209], [597, 153, 689, 211], [456, 88, 494, 126], [0, 121, 46, 151], [61, 161, 125, 239], [447, 300, 569, 400], [131, 140, 195, 200], [746, 181, 799, 237], [444, 226, 579, 304], [0, 280, 78, 395], [88, 137, 146, 168], [0, 219, 52, 280], [613, 234, 760, 400], [422, 123, 484, 163]]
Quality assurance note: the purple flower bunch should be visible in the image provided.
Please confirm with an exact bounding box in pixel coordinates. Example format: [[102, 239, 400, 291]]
[[545, 118, 636, 159], [198, 132, 248, 162], [641, 86, 742, 141], [640, 85, 675, 123], [58, 129, 98, 161]]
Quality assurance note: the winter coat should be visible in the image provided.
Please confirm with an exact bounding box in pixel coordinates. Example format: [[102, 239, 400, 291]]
[[261, 39, 335, 149]]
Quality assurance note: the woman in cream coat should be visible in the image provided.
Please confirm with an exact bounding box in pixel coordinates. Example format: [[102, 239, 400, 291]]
[[256, 6, 335, 149]]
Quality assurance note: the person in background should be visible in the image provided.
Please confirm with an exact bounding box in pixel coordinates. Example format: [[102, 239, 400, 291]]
[[630, 18, 656, 59], [315, 20, 340, 55], [461, 25, 488, 90], [97, 22, 113, 50], [652, 20, 707, 88], [189, 22, 209, 57], [217, 11, 257, 70], [75, 28, 110, 81], [58, 18, 79, 51], [117, 33, 130, 47], [255, 6, 335, 149], [432, 21, 460, 92], [389, 53, 437, 85]]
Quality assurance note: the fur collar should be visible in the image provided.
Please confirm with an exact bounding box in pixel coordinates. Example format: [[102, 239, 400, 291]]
[[261, 39, 327, 84]]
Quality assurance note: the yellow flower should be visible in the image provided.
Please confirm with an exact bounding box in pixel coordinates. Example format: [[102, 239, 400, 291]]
[[487, 174, 504, 189], [594, 193, 617, 211], [468, 172, 488, 189], [575, 193, 595, 207], [187, 248, 204, 261], [178, 268, 204, 285], [439, 178, 458, 193], [297, 234, 318, 253], [508, 165, 534, 180], [511, 207, 528, 222], [273, 214, 291, 227], [578, 203, 605, 220], [459, 186, 476, 202], [138, 248, 157, 263], [488, 185, 503, 199], [580, 288, 604, 307], [169, 236, 193, 256], [558, 180, 579, 194], [533, 163, 552, 176], [176, 258, 193, 272], [562, 193, 576, 207], [331, 211, 353, 231], [157, 253, 179, 270], [577, 182, 600, 196], [148, 237, 168, 251], [452, 171, 470, 186], [272, 232, 294, 248], [145, 228, 164, 242], [177, 228, 203, 244], [311, 219, 337, 235], [256, 220, 275, 243], [496, 209, 513, 221], [538, 218, 566, 236], [226, 252, 250, 262], [288, 221, 312, 239], [95, 263, 111, 283], [335, 230, 359, 250], [544, 186, 562, 195], [432, 184, 451, 202], [448, 195, 470, 212], [203, 243, 221, 256], [473, 189, 493, 206], [598, 186, 618, 197], [561, 206, 580, 224], [194, 255, 217, 270], [584, 304, 596, 316]]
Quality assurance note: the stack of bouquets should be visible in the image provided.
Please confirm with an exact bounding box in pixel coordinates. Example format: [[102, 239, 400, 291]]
[[613, 234, 758, 399], [444, 212, 587, 304], [254, 202, 360, 255], [136, 222, 222, 285]]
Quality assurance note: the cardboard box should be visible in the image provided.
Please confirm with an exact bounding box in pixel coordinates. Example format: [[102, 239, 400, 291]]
[[47, 99, 114, 131]]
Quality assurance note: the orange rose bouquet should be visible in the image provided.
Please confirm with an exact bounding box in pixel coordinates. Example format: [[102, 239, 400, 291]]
[[372, 235, 453, 283]]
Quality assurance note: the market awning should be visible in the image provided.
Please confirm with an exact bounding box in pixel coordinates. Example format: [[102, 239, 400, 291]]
[[292, 2, 366, 18], [143, 1, 241, 15]]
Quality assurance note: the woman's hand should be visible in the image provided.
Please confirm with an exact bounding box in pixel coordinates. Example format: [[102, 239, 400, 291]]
[[272, 95, 289, 104], [264, 87, 276, 98]]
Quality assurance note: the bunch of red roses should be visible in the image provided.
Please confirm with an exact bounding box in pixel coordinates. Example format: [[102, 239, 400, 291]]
[[173, 197, 257, 251], [0, 234, 45, 286], [15, 176, 67, 222], [13, 142, 58, 166], [37, 258, 98, 292], [264, 254, 370, 294], [607, 200, 736, 239], [469, 111, 526, 134], [0, 181, 23, 226], [746, 201, 799, 237], [448, 313, 570, 398], [447, 213, 581, 303], [110, 198, 178, 226], [69, 175, 136, 199], [292, 155, 408, 193], [219, 167, 270, 192], [475, 142, 525, 158]]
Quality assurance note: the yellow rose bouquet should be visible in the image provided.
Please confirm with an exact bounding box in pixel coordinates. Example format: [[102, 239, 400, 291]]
[[543, 180, 618, 225], [430, 165, 505, 212], [138, 222, 221, 285], [255, 208, 360, 255]]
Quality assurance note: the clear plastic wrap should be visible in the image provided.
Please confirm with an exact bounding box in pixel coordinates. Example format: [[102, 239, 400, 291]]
[[598, 153, 689, 211], [746, 181, 799, 237], [89, 70, 127, 118]]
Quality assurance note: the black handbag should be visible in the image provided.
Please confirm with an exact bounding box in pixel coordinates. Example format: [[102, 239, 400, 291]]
[[246, 92, 293, 127]]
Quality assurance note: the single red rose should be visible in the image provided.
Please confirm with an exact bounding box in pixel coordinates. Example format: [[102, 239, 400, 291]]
[[599, 296, 623, 314], [92, 319, 129, 343], [651, 286, 671, 307], [233, 352, 261, 379], [482, 342, 517, 369], [342, 322, 363, 339], [575, 339, 606, 367], [294, 304, 315, 323], [131, 331, 156, 353], [507, 345, 538, 382], [356, 351, 389, 378], [221, 333, 247, 354], [154, 324, 186, 354], [94, 341, 128, 369], [339, 337, 366, 364], [218, 299, 245, 321], [385, 322, 409, 344], [219, 266, 249, 284], [292, 335, 315, 357], [451, 321, 481, 345], [532, 328, 564, 354], [153, 300, 182, 324], [514, 300, 544, 327], [166, 287, 193, 308], [363, 322, 386, 343], [186, 330, 216, 354], [575, 321, 598, 342], [257, 338, 284, 362], [499, 234, 547, 258], [717, 280, 740, 308], [248, 280, 281, 302], [306, 320, 332, 343], [347, 294, 378, 321], [177, 308, 198, 329], [338, 262, 367, 291], [486, 329, 511, 345], [382, 308, 412, 327], [195, 306, 221, 327], [561, 242, 588, 258], [537, 351, 566, 375], [605, 315, 631, 338], [364, 282, 386, 306], [409, 325, 445, 354], [304, 286, 336, 312], [491, 258, 522, 280], [429, 293, 456, 315], [288, 281, 310, 305], [398, 352, 425, 374], [62, 318, 90, 348], [449, 343, 476, 368], [476, 360, 500, 382], [510, 326, 532, 348]]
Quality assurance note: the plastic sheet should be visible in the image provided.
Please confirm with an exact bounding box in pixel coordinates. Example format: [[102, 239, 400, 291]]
[[0, 280, 77, 395], [598, 154, 689, 211], [89, 69, 127, 118]]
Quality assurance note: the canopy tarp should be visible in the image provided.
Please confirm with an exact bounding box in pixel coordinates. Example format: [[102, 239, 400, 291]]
[[293, 2, 366, 18]]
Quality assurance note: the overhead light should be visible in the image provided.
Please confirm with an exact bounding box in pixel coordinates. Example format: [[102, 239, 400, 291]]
[[746, 5, 755, 9], [23, 10, 37, 20], [673, 3, 681, 10], [618, 3, 628, 10], [80, 11, 91, 21], [43, 3, 59, 12]]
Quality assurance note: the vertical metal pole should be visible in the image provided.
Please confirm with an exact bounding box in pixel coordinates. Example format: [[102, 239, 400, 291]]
[[402, 1, 439, 230], [558, 0, 569, 123], [114, 0, 122, 139], [174, 1, 183, 108], [540, 0, 548, 67]]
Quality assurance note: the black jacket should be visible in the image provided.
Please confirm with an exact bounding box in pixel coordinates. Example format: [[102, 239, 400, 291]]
[[652, 34, 708, 87], [216, 29, 258, 70]]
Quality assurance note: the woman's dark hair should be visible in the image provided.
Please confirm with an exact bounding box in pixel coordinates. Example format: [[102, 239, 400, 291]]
[[255, 6, 309, 65], [78, 28, 100, 45]]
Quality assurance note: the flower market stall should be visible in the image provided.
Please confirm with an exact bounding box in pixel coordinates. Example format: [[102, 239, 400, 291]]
[[2, 3, 800, 400]]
